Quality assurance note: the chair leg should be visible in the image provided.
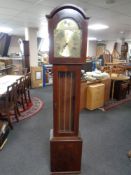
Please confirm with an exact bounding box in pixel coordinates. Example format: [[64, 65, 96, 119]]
[[16, 105, 21, 116], [28, 90, 31, 103], [21, 96, 25, 111], [14, 107, 19, 122], [24, 92, 28, 106], [7, 112, 13, 129]]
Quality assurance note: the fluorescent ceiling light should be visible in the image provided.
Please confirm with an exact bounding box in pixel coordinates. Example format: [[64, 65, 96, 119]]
[[0, 26, 13, 33], [88, 24, 109, 30], [88, 37, 97, 41]]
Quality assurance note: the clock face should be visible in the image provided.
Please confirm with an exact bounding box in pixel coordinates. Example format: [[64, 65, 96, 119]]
[[54, 19, 82, 58]]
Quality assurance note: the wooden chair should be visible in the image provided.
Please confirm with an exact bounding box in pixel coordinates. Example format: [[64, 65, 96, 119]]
[[0, 83, 19, 129], [112, 65, 126, 74], [103, 49, 113, 64], [17, 77, 26, 111], [101, 66, 112, 75], [22, 68, 28, 75], [24, 72, 31, 105]]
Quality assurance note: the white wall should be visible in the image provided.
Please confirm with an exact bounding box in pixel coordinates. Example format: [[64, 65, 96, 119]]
[[8, 35, 24, 56], [86, 40, 122, 58], [105, 40, 121, 54], [26, 28, 38, 67], [87, 40, 97, 57]]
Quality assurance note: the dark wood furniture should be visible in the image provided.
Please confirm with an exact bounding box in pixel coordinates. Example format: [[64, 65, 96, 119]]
[[22, 40, 30, 73], [46, 4, 89, 174], [112, 81, 129, 100], [0, 83, 19, 129], [110, 74, 129, 100], [0, 58, 13, 75], [17, 77, 26, 111], [24, 72, 31, 104]]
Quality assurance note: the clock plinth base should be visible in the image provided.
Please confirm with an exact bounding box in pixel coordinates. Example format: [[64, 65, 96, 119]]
[[50, 130, 83, 174]]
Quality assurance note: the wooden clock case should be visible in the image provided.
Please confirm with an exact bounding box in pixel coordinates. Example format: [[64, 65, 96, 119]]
[[46, 4, 89, 174]]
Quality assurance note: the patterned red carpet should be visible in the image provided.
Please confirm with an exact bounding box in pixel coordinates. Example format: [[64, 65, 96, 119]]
[[99, 93, 131, 111], [12, 97, 44, 122]]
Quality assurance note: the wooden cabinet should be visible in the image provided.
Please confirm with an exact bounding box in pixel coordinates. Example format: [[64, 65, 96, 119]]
[[113, 81, 128, 100], [86, 83, 105, 110]]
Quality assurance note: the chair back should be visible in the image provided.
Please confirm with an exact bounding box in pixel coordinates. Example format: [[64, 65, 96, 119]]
[[103, 50, 113, 64], [17, 77, 25, 95], [6, 83, 17, 108], [22, 68, 28, 75], [112, 65, 126, 74], [25, 72, 31, 89]]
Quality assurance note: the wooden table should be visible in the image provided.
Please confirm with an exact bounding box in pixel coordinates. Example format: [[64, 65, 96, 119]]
[[110, 74, 130, 100], [0, 75, 22, 96], [105, 62, 122, 65]]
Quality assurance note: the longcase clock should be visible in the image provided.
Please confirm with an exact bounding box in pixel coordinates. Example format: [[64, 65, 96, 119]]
[[46, 4, 89, 174]]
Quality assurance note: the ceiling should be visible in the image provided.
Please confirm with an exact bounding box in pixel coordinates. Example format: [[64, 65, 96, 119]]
[[1, 0, 131, 41]]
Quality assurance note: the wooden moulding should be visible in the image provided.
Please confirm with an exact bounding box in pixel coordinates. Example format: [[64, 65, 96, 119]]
[[50, 130, 82, 174]]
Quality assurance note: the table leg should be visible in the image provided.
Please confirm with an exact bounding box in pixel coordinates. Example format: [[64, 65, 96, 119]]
[[111, 80, 115, 100]]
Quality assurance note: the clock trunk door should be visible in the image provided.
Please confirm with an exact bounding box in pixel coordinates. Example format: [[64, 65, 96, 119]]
[[53, 65, 81, 136]]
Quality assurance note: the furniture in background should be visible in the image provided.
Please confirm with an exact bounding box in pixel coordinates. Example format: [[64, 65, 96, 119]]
[[31, 66, 43, 88], [101, 78, 111, 102], [11, 57, 23, 75], [112, 42, 121, 60], [17, 77, 26, 111], [81, 60, 92, 72], [86, 83, 105, 110], [80, 78, 111, 111], [43, 64, 53, 87], [22, 40, 30, 73], [103, 49, 113, 64], [0, 58, 13, 75], [0, 74, 32, 128], [0, 75, 23, 95], [121, 42, 128, 60], [110, 74, 130, 100], [0, 75, 23, 128], [24, 72, 31, 104], [0, 83, 19, 129]]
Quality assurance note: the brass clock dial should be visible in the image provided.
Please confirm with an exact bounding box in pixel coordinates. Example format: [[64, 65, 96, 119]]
[[54, 19, 82, 58]]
